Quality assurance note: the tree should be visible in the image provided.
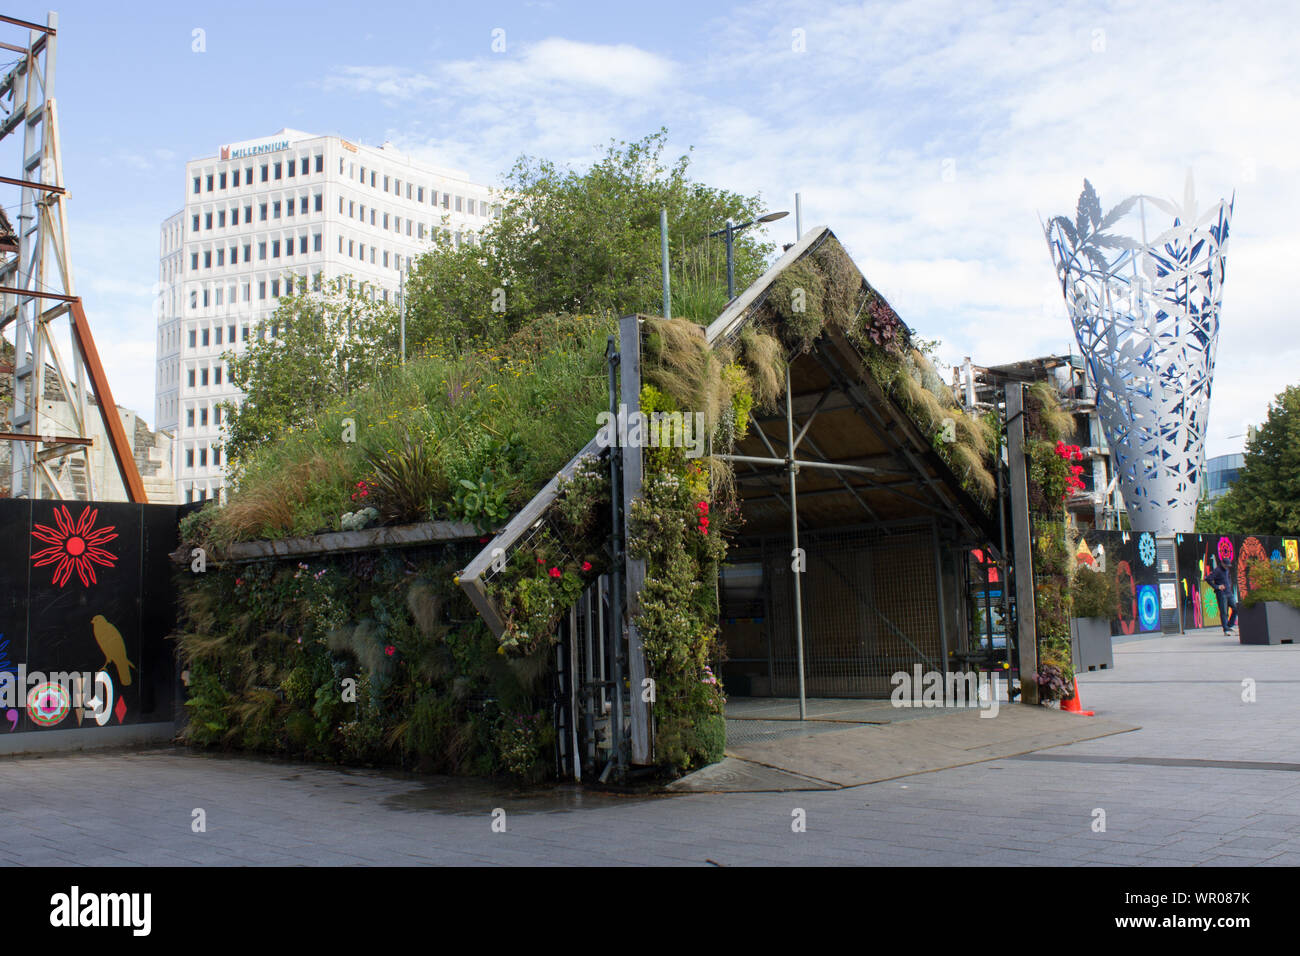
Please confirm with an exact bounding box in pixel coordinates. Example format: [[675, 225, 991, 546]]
[[221, 276, 399, 466], [404, 129, 774, 353], [1206, 384, 1300, 535]]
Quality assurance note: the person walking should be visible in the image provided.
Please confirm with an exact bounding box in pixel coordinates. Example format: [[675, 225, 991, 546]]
[[1206, 561, 1238, 635]]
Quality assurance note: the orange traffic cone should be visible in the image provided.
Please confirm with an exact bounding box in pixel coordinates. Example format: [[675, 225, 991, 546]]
[[1061, 683, 1094, 716]]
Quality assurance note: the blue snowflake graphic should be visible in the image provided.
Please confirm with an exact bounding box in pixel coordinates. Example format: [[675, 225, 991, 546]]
[[1138, 532, 1156, 567]]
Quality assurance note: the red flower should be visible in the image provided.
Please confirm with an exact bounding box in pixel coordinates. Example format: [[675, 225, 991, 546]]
[[235, 578, 244, 587], [537, 557, 545, 564], [30, 505, 119, 588], [549, 567, 562, 578], [384, 645, 395, 656], [582, 561, 592, 572]]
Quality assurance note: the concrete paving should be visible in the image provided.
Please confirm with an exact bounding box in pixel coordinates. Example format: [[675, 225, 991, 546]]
[[2, 626, 1298, 866]]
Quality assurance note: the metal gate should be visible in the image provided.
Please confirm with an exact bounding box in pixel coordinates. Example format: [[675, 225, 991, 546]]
[[554, 575, 629, 781]]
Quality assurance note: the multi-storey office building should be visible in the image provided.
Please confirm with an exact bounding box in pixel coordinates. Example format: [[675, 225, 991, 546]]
[[155, 128, 497, 503]]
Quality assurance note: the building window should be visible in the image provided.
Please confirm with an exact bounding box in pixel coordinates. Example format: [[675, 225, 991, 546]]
[[188, 329, 196, 348], [204, 212, 213, 229], [313, 233, 322, 252], [258, 242, 267, 260], [418, 187, 424, 203], [202, 289, 210, 307], [383, 175, 389, 191], [273, 162, 282, 180], [191, 252, 199, 270], [219, 172, 227, 189], [205, 174, 214, 192], [300, 196, 308, 214], [314, 193, 323, 212], [259, 281, 267, 299], [186, 449, 194, 468], [273, 201, 281, 219], [199, 448, 207, 467], [259, 203, 268, 221], [232, 169, 240, 188], [193, 177, 200, 194], [315, 155, 323, 173], [348, 240, 354, 257], [214, 365, 223, 385], [370, 209, 376, 225], [216, 249, 224, 267], [228, 324, 235, 342], [230, 246, 238, 264], [285, 238, 293, 257], [271, 279, 280, 297], [455, 196, 463, 212], [383, 213, 389, 230], [200, 367, 209, 386], [188, 368, 196, 387], [288, 159, 296, 177], [190, 291, 197, 309], [200, 406, 208, 427], [186, 407, 195, 427], [300, 236, 308, 254], [217, 209, 227, 227], [231, 208, 239, 226], [213, 448, 222, 466]]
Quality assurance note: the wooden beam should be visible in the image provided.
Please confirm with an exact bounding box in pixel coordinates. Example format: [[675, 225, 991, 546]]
[[0, 430, 91, 446]]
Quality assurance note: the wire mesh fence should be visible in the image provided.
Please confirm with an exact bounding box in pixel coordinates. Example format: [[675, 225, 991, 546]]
[[724, 521, 946, 698]]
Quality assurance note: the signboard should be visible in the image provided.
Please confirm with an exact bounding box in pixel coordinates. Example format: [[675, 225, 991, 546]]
[[220, 139, 290, 161], [1160, 581, 1178, 610]]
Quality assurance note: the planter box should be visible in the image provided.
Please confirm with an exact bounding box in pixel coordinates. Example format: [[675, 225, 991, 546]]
[[1070, 617, 1114, 672], [1238, 601, 1300, 645]]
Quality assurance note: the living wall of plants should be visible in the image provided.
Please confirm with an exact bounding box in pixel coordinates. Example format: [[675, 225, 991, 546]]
[[173, 543, 565, 781], [174, 313, 618, 781], [1021, 381, 1085, 702]]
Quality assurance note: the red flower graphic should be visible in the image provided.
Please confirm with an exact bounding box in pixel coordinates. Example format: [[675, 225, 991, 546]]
[[30, 505, 119, 588]]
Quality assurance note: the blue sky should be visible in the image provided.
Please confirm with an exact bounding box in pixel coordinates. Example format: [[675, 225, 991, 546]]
[[4, 0, 1296, 457]]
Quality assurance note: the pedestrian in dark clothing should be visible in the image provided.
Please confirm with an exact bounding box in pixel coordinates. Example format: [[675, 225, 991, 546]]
[[1207, 563, 1238, 633]]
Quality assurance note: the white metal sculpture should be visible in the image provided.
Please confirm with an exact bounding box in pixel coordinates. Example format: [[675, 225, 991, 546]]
[[1045, 175, 1233, 534]]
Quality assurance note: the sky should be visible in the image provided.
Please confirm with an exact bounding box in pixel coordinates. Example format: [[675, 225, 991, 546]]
[[2, 0, 1296, 458]]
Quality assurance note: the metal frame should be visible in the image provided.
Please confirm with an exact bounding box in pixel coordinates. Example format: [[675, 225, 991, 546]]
[[0, 12, 146, 501]]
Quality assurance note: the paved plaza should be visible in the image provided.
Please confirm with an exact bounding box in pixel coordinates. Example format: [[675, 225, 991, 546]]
[[3, 628, 1299, 866]]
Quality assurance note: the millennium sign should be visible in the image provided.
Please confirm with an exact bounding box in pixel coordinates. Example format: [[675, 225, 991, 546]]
[[220, 139, 290, 161]]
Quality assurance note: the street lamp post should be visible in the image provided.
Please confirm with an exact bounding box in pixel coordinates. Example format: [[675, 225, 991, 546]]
[[709, 210, 790, 299]]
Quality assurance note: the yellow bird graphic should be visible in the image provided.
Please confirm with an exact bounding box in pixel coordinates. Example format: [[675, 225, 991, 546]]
[[91, 615, 135, 686]]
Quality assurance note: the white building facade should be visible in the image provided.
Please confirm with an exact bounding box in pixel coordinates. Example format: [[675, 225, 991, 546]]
[[155, 128, 497, 503]]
